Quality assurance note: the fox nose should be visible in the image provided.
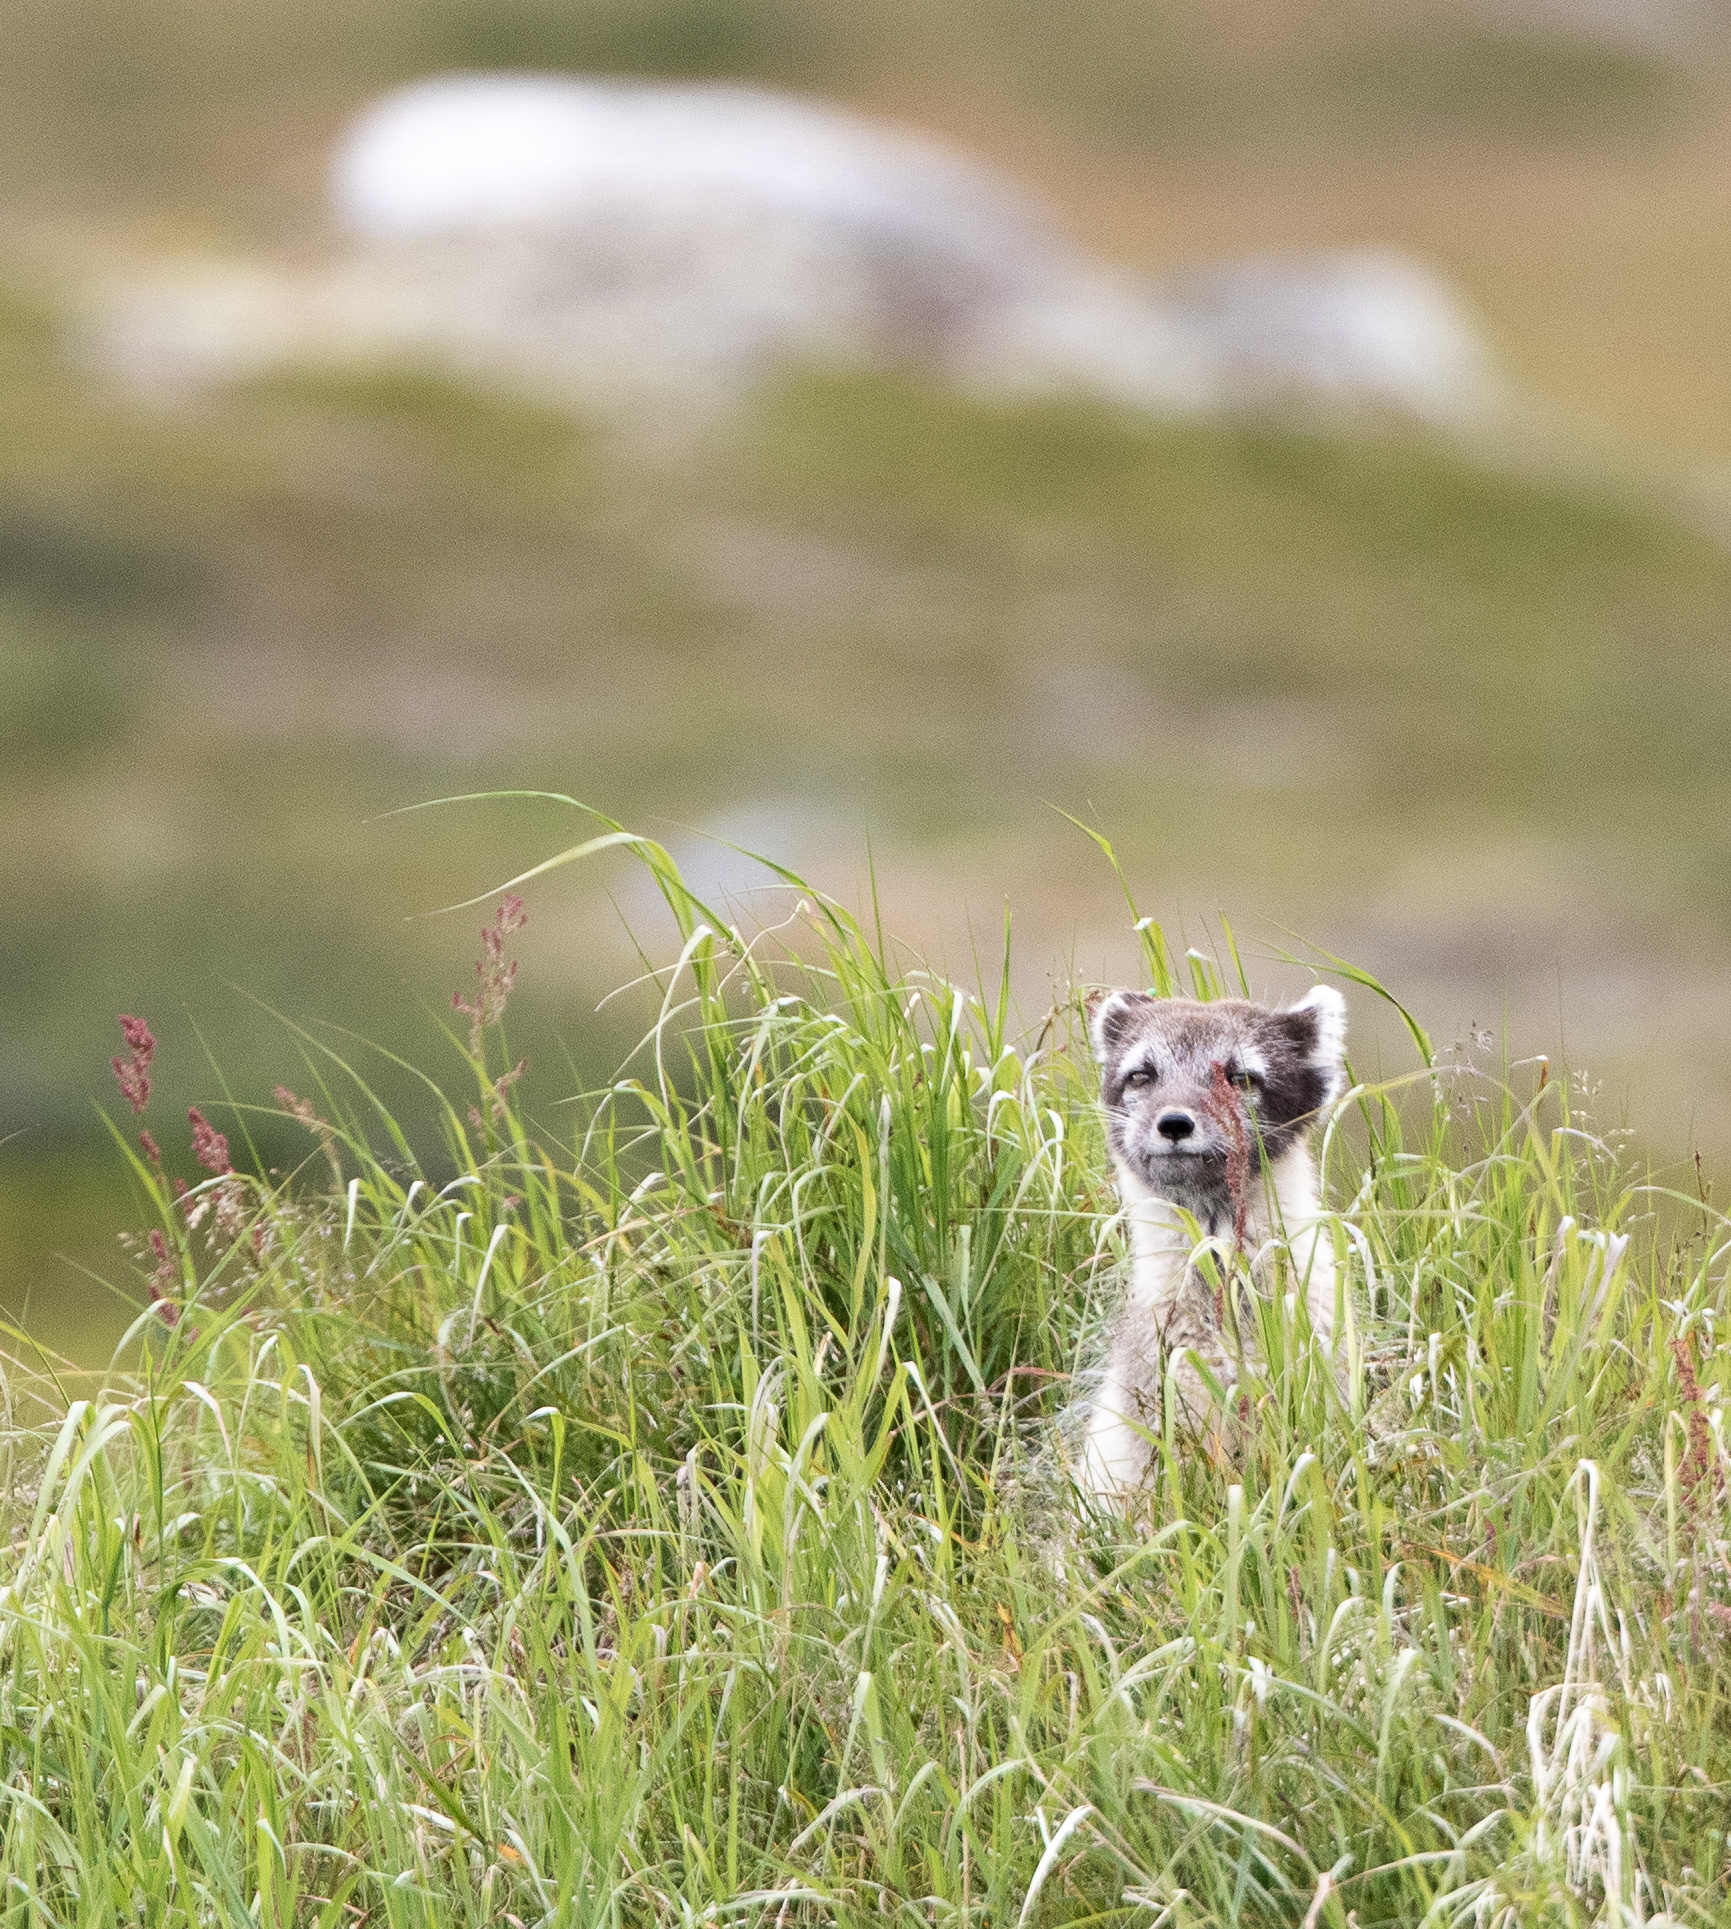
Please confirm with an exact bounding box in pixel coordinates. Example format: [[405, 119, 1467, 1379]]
[[1156, 1109, 1196, 1143]]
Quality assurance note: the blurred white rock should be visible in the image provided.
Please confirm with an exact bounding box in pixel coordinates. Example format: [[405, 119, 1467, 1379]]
[[335, 73, 1047, 263], [1165, 252, 1495, 420], [94, 74, 1497, 425]]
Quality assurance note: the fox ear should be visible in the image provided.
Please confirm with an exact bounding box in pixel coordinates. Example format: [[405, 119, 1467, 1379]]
[[1086, 988, 1154, 1064], [1281, 984, 1348, 1102]]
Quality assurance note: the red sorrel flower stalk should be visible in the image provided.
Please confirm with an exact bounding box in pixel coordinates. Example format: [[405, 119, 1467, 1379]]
[[146, 1228, 180, 1325], [183, 1111, 248, 1245], [469, 1056, 528, 1129], [111, 1015, 156, 1116], [1671, 1331, 1722, 1515], [275, 1084, 344, 1182], [454, 893, 528, 1058], [1204, 1060, 1252, 1253], [188, 1108, 233, 1176]]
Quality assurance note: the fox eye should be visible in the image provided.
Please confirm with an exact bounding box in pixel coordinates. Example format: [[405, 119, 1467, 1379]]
[[1122, 1067, 1155, 1090], [1232, 1065, 1263, 1093]]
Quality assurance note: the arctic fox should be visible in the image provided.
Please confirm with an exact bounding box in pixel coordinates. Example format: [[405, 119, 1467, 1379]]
[[1079, 983, 1348, 1504]]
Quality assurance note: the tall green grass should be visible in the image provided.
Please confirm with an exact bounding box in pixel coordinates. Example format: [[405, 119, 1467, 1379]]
[[6, 810, 1728, 1927]]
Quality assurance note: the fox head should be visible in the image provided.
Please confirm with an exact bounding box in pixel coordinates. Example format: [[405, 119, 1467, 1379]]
[[1089, 985, 1347, 1220]]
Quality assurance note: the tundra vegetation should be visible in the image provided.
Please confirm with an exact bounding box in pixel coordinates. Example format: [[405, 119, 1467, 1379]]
[[5, 813, 1727, 1928]]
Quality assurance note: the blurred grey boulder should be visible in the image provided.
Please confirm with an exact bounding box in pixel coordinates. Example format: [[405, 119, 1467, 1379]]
[[96, 74, 1496, 424]]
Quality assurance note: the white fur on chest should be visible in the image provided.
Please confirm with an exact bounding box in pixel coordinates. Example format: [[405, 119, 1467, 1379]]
[[1119, 1145, 1334, 1333], [1080, 1145, 1336, 1503]]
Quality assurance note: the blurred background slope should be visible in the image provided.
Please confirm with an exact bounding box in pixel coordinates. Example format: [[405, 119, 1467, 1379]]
[[5, 0, 1731, 1353]]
